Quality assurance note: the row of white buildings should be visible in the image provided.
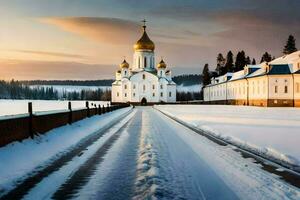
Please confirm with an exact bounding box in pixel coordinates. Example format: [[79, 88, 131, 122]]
[[203, 51, 300, 107]]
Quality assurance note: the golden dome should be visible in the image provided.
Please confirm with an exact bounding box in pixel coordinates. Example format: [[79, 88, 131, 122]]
[[134, 25, 155, 51], [120, 59, 129, 68], [157, 59, 167, 69]]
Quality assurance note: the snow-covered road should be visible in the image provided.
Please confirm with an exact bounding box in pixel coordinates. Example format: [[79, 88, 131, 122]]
[[1, 107, 300, 200]]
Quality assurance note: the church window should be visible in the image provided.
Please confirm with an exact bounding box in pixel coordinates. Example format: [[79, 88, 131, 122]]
[[133, 84, 136, 89], [152, 85, 155, 89], [124, 71, 127, 76], [124, 93, 127, 97], [124, 85, 127, 89], [133, 93, 135, 97], [117, 92, 119, 97], [160, 92, 163, 97], [284, 86, 288, 93], [143, 85, 146, 91], [143, 74, 146, 80], [169, 92, 172, 97], [144, 57, 147, 67], [160, 71, 162, 76], [138, 57, 141, 68], [160, 84, 163, 89], [153, 93, 155, 97], [275, 86, 278, 93]]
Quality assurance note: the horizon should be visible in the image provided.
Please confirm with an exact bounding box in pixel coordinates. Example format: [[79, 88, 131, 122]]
[[0, 0, 299, 80]]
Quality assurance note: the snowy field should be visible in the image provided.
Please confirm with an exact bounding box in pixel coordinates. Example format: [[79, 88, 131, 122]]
[[0, 100, 109, 117], [176, 84, 201, 92], [155, 105, 300, 168]]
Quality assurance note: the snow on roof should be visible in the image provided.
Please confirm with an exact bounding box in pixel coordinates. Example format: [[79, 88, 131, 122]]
[[270, 51, 300, 65], [229, 70, 245, 81]]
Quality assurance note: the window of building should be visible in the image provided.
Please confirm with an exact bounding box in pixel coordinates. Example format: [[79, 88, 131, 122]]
[[124, 85, 127, 89], [275, 86, 278, 93], [124, 71, 127, 76], [160, 84, 163, 89], [160, 92, 163, 97], [285, 79, 288, 83], [143, 85, 146, 91], [138, 57, 141, 68], [169, 92, 172, 97], [133, 93, 135, 97], [117, 92, 119, 97], [143, 74, 146, 80], [152, 85, 155, 89], [160, 71, 162, 76], [297, 83, 300, 93], [133, 84, 136, 89], [124, 93, 127, 97], [284, 86, 288, 93], [153, 93, 155, 97], [144, 57, 147, 67]]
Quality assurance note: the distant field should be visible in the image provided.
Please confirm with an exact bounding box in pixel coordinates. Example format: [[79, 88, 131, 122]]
[[0, 100, 109, 117]]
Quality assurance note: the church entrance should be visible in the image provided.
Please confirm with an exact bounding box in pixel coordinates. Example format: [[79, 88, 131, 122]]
[[141, 98, 147, 106]]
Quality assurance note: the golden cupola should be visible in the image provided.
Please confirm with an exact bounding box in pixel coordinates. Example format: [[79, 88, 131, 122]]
[[120, 59, 129, 69], [134, 23, 155, 52], [157, 59, 167, 69]]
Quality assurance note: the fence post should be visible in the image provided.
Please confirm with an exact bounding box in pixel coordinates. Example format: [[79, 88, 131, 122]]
[[28, 102, 34, 138], [98, 104, 102, 115], [86, 101, 90, 117], [107, 103, 110, 112], [68, 101, 72, 124]]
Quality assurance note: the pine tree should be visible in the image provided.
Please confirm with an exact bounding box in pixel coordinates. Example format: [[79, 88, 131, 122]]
[[246, 56, 251, 65], [215, 53, 226, 75], [202, 63, 210, 86], [252, 58, 256, 65], [260, 52, 272, 63], [235, 51, 246, 72], [283, 35, 297, 55], [225, 51, 234, 72]]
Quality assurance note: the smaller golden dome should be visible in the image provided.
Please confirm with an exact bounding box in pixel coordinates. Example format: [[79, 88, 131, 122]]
[[157, 59, 167, 69], [120, 59, 129, 69]]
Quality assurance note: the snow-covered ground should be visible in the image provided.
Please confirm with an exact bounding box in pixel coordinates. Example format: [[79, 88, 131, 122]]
[[0, 107, 132, 194], [0, 107, 299, 199], [0, 100, 109, 117], [176, 84, 201, 92], [155, 105, 300, 168]]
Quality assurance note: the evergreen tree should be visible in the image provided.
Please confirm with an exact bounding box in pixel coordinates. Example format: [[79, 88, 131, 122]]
[[246, 56, 251, 65], [260, 52, 272, 63], [235, 51, 246, 72], [283, 35, 297, 55], [252, 58, 256, 65], [225, 51, 234, 72], [215, 53, 226, 75], [202, 63, 210, 86]]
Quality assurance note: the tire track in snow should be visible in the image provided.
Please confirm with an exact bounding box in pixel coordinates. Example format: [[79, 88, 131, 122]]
[[0, 109, 132, 200]]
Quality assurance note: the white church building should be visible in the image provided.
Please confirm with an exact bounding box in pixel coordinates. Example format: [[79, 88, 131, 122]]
[[111, 21, 176, 104]]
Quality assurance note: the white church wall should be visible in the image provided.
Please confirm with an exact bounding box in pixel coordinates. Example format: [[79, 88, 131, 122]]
[[133, 51, 155, 70]]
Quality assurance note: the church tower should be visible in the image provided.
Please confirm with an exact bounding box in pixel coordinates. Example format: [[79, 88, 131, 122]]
[[132, 20, 155, 71]]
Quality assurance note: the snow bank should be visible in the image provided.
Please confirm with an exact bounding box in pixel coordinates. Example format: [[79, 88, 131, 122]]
[[0, 107, 132, 193], [155, 105, 300, 170]]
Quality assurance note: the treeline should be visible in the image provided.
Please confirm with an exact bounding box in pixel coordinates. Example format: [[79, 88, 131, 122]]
[[172, 74, 202, 86], [176, 91, 201, 101], [21, 79, 114, 86], [0, 80, 111, 101], [0, 80, 58, 100], [202, 34, 298, 86]]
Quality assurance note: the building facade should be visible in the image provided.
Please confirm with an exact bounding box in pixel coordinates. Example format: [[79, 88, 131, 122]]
[[111, 22, 176, 104], [204, 51, 300, 107]]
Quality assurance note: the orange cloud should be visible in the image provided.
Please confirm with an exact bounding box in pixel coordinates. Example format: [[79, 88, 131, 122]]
[[40, 17, 140, 45], [11, 50, 88, 59]]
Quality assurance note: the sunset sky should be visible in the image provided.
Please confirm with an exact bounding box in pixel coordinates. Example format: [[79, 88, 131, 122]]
[[0, 0, 299, 80]]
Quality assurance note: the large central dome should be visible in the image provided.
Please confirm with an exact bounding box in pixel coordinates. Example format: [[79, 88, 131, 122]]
[[134, 25, 155, 51]]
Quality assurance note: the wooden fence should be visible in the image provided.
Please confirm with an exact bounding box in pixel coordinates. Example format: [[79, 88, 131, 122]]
[[0, 102, 129, 147]]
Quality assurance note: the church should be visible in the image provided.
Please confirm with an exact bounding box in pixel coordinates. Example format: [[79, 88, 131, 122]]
[[111, 21, 176, 105]]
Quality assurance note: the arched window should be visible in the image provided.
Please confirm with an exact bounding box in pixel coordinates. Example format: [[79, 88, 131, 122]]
[[138, 57, 141, 68], [143, 85, 146, 91], [144, 57, 147, 68], [124, 84, 127, 89], [160, 71, 162, 76], [124, 71, 127, 76], [143, 74, 146, 80]]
